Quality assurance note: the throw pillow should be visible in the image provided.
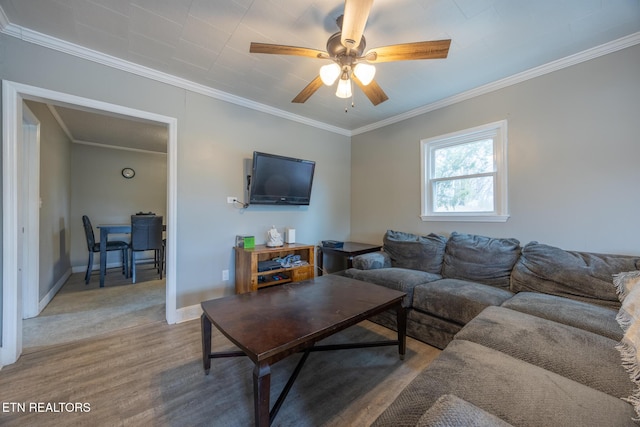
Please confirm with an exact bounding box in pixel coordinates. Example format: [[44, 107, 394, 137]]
[[614, 270, 640, 302], [614, 272, 640, 420]]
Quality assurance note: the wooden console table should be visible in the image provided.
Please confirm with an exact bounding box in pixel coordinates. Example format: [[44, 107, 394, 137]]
[[316, 242, 382, 276], [234, 243, 315, 294]]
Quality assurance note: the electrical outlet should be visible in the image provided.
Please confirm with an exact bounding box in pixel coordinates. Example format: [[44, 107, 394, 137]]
[[227, 196, 237, 204], [222, 269, 229, 281]]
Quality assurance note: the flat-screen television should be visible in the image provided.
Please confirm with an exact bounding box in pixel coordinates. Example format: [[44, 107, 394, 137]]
[[249, 151, 316, 205]]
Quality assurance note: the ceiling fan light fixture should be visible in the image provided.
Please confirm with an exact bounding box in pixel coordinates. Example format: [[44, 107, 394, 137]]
[[336, 77, 352, 98], [319, 63, 341, 86], [250, 0, 450, 106], [353, 63, 376, 85]]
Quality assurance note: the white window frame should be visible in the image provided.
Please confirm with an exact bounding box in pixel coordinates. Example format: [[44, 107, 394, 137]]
[[420, 120, 509, 222]]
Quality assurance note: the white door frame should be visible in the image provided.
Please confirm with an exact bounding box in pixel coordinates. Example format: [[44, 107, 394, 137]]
[[1, 80, 178, 366], [21, 103, 40, 320]]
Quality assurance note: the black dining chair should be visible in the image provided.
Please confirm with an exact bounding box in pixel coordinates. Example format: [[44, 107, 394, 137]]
[[82, 215, 129, 285], [130, 215, 164, 283], [134, 211, 164, 271]]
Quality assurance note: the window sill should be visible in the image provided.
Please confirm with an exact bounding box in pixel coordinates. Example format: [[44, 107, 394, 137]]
[[420, 214, 510, 223]]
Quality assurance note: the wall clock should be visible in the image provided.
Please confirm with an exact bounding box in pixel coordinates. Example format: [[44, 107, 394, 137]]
[[121, 167, 135, 179]]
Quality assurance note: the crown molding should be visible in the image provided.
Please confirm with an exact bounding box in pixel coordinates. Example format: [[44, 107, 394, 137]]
[[0, 17, 351, 137], [0, 6, 9, 31], [45, 104, 167, 154], [46, 104, 74, 142], [351, 31, 640, 136], [1, 7, 638, 138], [73, 139, 167, 155]]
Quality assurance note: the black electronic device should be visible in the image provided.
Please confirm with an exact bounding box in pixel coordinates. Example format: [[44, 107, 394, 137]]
[[257, 260, 282, 272], [322, 240, 344, 248], [248, 151, 315, 205]]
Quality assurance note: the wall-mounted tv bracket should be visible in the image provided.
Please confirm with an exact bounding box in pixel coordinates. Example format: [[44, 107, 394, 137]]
[[231, 175, 251, 208]]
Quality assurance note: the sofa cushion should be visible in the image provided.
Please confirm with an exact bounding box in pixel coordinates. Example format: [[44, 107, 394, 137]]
[[455, 306, 633, 398], [343, 267, 440, 307], [413, 279, 514, 325], [371, 340, 637, 427], [442, 232, 521, 290], [501, 292, 622, 341], [407, 310, 464, 350], [510, 241, 640, 309], [383, 230, 447, 274], [416, 394, 513, 427]]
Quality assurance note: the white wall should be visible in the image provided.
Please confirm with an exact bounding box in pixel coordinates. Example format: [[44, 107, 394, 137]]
[[350, 44, 640, 255], [0, 33, 351, 311]]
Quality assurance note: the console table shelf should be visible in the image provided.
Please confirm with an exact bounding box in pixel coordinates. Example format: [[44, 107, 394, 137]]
[[234, 243, 315, 294]]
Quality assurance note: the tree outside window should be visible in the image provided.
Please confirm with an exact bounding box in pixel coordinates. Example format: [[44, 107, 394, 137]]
[[421, 121, 509, 222]]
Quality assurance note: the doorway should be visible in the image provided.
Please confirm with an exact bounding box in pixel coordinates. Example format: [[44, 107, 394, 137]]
[[1, 80, 178, 365]]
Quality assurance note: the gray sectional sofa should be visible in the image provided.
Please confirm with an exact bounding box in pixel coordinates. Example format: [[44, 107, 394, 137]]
[[343, 230, 640, 426]]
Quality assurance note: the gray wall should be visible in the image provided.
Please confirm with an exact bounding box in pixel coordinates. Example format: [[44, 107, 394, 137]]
[[8, 99, 167, 307], [0, 33, 351, 312], [351, 44, 640, 255], [70, 143, 167, 270], [4, 30, 638, 335], [23, 101, 72, 300]]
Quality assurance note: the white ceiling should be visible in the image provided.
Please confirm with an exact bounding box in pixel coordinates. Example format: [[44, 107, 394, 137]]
[[52, 104, 169, 153], [2, 0, 640, 143]]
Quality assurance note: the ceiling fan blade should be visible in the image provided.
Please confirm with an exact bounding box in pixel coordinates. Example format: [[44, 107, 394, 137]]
[[250, 42, 328, 59], [292, 76, 324, 103], [341, 0, 373, 49], [353, 76, 389, 106], [367, 39, 451, 63]]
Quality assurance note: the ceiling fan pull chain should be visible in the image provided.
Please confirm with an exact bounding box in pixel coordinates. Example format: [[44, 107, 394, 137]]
[[351, 78, 355, 109]]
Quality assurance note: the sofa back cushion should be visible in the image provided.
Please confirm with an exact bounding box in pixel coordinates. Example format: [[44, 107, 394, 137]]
[[383, 230, 447, 274], [442, 232, 521, 289], [510, 242, 640, 309]]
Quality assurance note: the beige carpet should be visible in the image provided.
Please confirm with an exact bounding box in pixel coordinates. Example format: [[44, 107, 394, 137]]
[[23, 264, 166, 349]]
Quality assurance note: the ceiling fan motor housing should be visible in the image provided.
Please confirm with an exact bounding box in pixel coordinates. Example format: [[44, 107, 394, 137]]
[[326, 32, 366, 61]]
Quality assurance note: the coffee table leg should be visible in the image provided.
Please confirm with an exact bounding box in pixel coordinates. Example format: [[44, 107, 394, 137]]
[[397, 305, 407, 360], [253, 362, 271, 427], [201, 313, 212, 374]]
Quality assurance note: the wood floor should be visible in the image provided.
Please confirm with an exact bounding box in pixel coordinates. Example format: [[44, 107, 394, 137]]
[[0, 317, 440, 426]]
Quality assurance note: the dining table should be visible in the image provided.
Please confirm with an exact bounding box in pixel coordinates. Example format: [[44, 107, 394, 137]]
[[96, 224, 132, 287], [97, 222, 167, 287]]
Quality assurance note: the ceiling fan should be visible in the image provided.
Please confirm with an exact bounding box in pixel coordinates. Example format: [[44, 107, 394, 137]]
[[249, 0, 451, 107]]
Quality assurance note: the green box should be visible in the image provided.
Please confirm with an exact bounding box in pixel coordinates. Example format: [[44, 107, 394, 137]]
[[243, 236, 255, 249], [236, 235, 255, 249]]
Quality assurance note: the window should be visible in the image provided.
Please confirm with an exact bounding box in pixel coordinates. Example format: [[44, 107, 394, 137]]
[[421, 120, 509, 222]]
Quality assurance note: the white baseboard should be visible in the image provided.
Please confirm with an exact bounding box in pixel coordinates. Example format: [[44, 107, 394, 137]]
[[71, 259, 142, 274], [174, 304, 203, 323], [35, 268, 72, 315]]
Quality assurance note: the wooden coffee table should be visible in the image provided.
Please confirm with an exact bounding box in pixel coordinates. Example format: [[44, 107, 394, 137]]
[[200, 274, 407, 427]]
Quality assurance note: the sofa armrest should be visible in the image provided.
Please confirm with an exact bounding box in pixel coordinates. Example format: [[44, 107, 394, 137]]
[[352, 251, 391, 270]]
